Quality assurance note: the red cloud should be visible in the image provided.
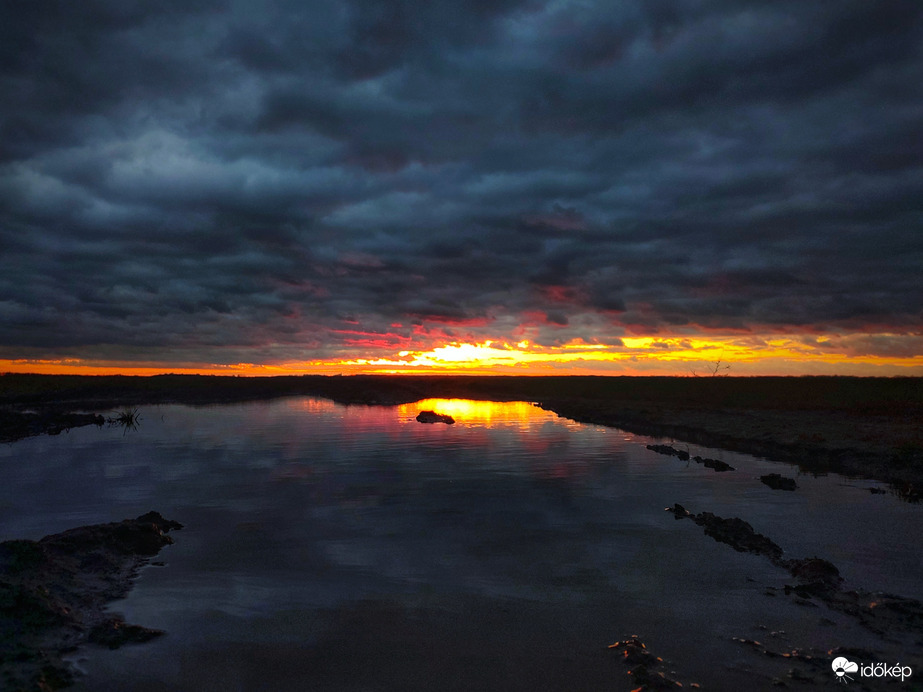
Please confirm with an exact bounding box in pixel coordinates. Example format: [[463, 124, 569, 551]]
[[539, 285, 584, 303]]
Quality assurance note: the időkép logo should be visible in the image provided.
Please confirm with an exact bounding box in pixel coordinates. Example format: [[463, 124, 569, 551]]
[[832, 656, 912, 684]]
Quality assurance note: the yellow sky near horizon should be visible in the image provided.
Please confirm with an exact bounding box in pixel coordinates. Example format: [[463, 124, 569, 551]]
[[3, 332, 921, 377]]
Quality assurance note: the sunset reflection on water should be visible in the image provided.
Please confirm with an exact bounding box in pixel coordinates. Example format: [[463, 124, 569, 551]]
[[396, 398, 584, 432], [281, 396, 586, 434]]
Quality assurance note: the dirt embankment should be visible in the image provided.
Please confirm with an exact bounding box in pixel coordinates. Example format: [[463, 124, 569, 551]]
[[538, 397, 922, 498], [0, 512, 182, 691]]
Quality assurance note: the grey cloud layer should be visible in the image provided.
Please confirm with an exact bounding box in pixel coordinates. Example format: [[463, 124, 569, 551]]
[[1, 0, 921, 361]]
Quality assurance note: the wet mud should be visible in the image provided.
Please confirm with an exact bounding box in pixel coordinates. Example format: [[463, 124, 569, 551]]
[[0, 512, 182, 691]]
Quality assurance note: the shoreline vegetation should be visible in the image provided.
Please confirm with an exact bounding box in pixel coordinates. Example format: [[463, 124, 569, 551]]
[[1, 373, 921, 497]]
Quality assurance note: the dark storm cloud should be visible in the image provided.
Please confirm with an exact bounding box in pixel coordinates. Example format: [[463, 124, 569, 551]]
[[1, 0, 922, 363]]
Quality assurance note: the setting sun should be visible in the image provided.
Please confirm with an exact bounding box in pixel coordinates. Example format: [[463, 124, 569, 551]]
[[5, 331, 919, 377]]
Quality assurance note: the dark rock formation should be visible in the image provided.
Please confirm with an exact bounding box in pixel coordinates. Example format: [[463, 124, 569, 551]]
[[668, 504, 923, 638], [646, 446, 734, 471], [760, 473, 797, 491], [608, 635, 693, 690], [693, 455, 735, 472], [416, 410, 455, 425], [667, 504, 782, 560], [646, 444, 683, 457], [784, 557, 843, 597], [0, 512, 182, 691]]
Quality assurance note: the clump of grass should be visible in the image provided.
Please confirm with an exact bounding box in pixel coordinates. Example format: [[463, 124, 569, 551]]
[[107, 407, 142, 432]]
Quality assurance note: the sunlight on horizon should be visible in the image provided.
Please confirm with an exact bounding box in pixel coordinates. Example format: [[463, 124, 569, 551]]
[[1, 332, 921, 377]]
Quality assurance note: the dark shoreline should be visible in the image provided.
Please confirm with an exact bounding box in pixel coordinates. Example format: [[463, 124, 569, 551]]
[[2, 373, 921, 493], [0, 512, 182, 691]]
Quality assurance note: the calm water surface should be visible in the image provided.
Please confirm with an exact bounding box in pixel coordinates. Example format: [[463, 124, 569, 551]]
[[2, 398, 920, 690]]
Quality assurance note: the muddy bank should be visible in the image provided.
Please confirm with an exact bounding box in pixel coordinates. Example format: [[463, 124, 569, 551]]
[[539, 398, 922, 499], [760, 473, 798, 491], [0, 512, 182, 691], [0, 411, 105, 444]]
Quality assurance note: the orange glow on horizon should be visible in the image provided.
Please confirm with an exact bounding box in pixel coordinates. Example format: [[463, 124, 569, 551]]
[[2, 332, 921, 377]]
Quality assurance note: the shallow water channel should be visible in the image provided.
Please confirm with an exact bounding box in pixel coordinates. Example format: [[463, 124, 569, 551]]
[[2, 398, 921, 690]]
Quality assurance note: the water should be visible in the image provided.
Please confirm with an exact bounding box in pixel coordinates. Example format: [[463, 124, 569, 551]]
[[2, 398, 921, 690]]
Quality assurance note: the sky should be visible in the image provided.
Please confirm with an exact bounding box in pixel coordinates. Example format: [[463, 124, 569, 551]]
[[1, 0, 922, 376]]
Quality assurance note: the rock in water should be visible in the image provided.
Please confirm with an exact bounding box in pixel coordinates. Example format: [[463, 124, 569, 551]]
[[760, 473, 797, 491], [416, 410, 455, 424]]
